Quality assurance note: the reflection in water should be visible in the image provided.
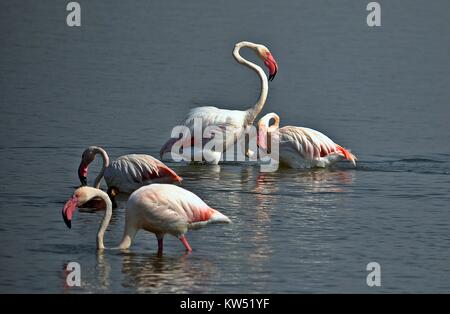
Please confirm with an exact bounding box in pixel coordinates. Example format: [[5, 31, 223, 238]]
[[255, 168, 355, 195], [177, 164, 222, 178], [238, 167, 273, 268], [60, 164, 357, 293], [94, 251, 217, 293], [96, 252, 112, 292], [251, 167, 356, 283], [122, 253, 206, 293]]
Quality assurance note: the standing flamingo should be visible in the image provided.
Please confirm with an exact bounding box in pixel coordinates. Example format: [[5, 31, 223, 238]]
[[78, 146, 182, 197], [62, 185, 231, 253], [257, 113, 357, 168], [160, 41, 278, 164]]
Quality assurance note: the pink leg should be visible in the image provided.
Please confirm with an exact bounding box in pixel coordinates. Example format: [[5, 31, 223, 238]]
[[179, 235, 192, 252]]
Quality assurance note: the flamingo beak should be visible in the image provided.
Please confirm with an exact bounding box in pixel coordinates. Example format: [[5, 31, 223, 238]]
[[62, 196, 78, 229], [78, 162, 88, 186], [265, 54, 278, 82]]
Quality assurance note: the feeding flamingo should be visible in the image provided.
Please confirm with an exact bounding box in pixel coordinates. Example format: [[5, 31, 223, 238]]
[[78, 146, 182, 205], [160, 41, 278, 164], [257, 113, 357, 168], [62, 185, 231, 253]]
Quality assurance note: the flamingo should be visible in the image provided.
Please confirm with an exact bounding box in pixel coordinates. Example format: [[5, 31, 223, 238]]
[[160, 41, 278, 164], [62, 185, 231, 253], [78, 146, 182, 205], [257, 113, 357, 168]]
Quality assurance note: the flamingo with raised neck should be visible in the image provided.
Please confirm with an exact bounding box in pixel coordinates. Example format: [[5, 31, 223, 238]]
[[160, 41, 278, 164]]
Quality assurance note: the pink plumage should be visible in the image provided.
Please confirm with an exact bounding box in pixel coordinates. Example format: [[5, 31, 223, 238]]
[[160, 41, 279, 164], [258, 113, 357, 168], [62, 185, 231, 253]]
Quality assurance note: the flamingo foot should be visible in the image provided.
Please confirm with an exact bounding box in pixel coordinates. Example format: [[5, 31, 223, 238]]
[[179, 235, 192, 252]]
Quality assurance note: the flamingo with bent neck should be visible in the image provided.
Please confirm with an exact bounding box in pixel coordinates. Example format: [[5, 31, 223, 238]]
[[78, 146, 182, 204], [160, 41, 278, 164], [62, 185, 231, 253], [257, 113, 357, 168]]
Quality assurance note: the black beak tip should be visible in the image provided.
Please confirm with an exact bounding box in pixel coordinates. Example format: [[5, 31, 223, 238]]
[[269, 71, 277, 82], [80, 177, 87, 186], [62, 212, 72, 229]]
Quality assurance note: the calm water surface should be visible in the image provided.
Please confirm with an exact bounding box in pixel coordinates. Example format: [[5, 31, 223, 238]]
[[0, 0, 449, 293]]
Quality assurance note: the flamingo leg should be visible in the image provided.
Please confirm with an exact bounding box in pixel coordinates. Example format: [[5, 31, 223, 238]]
[[179, 235, 192, 252], [157, 239, 164, 256], [156, 234, 164, 256]]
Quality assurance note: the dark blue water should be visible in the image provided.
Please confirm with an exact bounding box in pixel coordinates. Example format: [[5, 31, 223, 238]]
[[0, 0, 449, 293]]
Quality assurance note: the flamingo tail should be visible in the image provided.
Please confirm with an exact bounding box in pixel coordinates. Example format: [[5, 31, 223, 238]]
[[209, 208, 231, 224], [162, 165, 183, 183]]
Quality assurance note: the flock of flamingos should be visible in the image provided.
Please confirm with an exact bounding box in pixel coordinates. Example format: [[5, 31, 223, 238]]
[[62, 41, 357, 254]]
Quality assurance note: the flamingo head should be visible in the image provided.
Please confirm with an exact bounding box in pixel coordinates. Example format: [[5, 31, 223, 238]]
[[257, 113, 280, 151], [62, 186, 97, 229], [256, 45, 278, 81], [78, 147, 97, 186]]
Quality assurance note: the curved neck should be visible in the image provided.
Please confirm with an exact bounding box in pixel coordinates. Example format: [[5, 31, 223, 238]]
[[93, 147, 109, 189], [259, 113, 280, 131], [95, 190, 113, 250], [233, 41, 268, 125], [93, 189, 136, 250], [267, 113, 280, 132]]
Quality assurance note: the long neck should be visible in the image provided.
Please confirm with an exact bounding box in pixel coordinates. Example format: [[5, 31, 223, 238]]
[[93, 147, 109, 189], [95, 190, 113, 250], [233, 42, 268, 125], [259, 113, 280, 132], [267, 113, 280, 131], [94, 189, 136, 250]]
